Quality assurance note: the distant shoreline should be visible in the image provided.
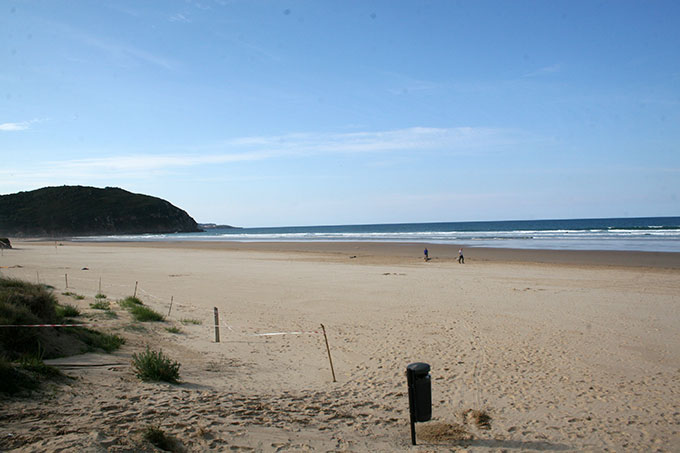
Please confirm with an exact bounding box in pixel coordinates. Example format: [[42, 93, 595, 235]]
[[16, 239, 680, 270]]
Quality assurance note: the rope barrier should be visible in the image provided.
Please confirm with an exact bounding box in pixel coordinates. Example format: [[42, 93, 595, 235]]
[[0, 268, 323, 339]]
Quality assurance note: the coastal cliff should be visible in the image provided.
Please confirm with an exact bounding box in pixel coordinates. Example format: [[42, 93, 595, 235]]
[[0, 186, 202, 237]]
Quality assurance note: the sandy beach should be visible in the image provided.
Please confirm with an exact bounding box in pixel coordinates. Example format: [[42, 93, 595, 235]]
[[1, 240, 679, 452]]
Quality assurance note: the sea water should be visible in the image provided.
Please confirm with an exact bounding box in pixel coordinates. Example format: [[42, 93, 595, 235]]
[[74, 216, 680, 253]]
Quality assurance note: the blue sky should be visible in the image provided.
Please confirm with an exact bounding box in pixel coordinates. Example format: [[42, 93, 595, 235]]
[[1, 0, 678, 226]]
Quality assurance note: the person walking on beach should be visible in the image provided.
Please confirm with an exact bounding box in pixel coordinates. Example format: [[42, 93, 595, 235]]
[[458, 248, 464, 264], [424, 248, 429, 261]]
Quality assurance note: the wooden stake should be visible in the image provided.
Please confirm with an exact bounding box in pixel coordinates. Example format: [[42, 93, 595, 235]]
[[321, 324, 336, 382], [98, 277, 102, 293], [65, 273, 68, 289], [36, 271, 40, 284], [167, 296, 174, 317], [133, 281, 138, 298], [213, 307, 220, 343]]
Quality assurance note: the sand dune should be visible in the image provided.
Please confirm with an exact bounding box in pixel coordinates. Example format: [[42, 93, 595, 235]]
[[1, 241, 679, 451]]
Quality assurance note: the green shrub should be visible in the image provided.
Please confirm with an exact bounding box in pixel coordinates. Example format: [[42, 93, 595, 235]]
[[165, 326, 182, 334], [180, 318, 202, 325], [90, 300, 111, 310], [94, 293, 107, 299], [62, 292, 85, 300], [56, 304, 80, 319], [132, 346, 180, 383], [129, 305, 164, 322]]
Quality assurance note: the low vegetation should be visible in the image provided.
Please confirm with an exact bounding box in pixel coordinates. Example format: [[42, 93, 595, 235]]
[[118, 296, 164, 322], [165, 326, 182, 334], [62, 291, 85, 300], [90, 300, 111, 310], [132, 346, 181, 383], [94, 292, 107, 299], [56, 303, 80, 318], [0, 276, 125, 394], [118, 296, 143, 310], [180, 318, 202, 325]]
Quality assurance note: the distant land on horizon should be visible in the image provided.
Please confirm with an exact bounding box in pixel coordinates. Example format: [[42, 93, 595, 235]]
[[198, 223, 242, 230], [0, 186, 202, 237]]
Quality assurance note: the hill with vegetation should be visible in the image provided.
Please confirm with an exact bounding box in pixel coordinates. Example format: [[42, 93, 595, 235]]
[[0, 186, 202, 237]]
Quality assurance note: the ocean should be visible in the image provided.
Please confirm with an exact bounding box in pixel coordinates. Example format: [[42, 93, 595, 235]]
[[74, 216, 680, 253]]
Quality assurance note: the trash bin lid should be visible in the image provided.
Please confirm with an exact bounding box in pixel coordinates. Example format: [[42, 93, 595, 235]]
[[407, 362, 430, 373]]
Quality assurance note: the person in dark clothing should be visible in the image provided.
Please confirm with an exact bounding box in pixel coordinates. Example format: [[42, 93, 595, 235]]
[[424, 248, 429, 261], [458, 248, 464, 264]]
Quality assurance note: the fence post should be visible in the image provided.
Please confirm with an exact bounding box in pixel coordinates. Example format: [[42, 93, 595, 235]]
[[321, 324, 336, 382], [214, 307, 220, 343]]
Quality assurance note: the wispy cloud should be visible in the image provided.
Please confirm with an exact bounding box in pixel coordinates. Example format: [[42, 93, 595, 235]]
[[523, 63, 562, 78], [50, 20, 176, 70], [169, 13, 191, 23], [1, 126, 528, 186], [0, 119, 40, 131]]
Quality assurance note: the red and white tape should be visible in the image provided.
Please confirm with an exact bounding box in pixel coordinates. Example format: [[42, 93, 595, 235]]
[[0, 323, 97, 328]]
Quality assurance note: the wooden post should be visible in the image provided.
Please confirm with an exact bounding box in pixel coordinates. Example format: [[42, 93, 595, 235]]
[[133, 281, 138, 298], [65, 273, 68, 289], [98, 277, 102, 293], [167, 296, 174, 317], [36, 271, 40, 284], [320, 324, 336, 382], [213, 307, 220, 343]]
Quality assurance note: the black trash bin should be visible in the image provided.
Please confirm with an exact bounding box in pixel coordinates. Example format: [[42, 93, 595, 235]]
[[406, 362, 431, 445]]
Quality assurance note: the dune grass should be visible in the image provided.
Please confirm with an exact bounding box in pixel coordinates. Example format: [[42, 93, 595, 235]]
[[90, 300, 111, 310], [132, 346, 180, 383], [56, 303, 80, 318], [0, 276, 125, 394], [118, 296, 164, 322]]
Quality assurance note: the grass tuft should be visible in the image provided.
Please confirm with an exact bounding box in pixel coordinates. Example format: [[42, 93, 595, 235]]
[[180, 318, 202, 325], [165, 326, 182, 334], [90, 300, 111, 310], [56, 303, 80, 318], [64, 327, 125, 353], [62, 291, 85, 300], [94, 292, 107, 299], [132, 346, 180, 383], [118, 296, 144, 310], [129, 305, 164, 322]]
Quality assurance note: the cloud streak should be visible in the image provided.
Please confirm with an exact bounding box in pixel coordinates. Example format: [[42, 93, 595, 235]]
[[523, 63, 562, 78], [0, 119, 40, 131], [1, 126, 528, 188]]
